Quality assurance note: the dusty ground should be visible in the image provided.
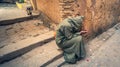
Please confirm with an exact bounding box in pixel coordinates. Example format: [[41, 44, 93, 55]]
[[0, 19, 50, 48], [0, 23, 120, 67], [0, 40, 60, 67], [63, 29, 120, 67], [47, 23, 120, 67]]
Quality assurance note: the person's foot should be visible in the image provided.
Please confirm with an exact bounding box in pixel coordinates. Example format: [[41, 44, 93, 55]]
[[58, 61, 66, 67], [58, 61, 76, 67], [67, 59, 77, 64], [77, 57, 85, 61], [67, 61, 76, 64]]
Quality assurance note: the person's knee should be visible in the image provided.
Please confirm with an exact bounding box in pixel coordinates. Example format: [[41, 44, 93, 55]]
[[73, 36, 82, 42]]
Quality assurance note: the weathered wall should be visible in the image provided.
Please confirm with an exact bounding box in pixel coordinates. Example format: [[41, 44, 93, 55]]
[[77, 0, 86, 16], [77, 0, 120, 39], [59, 0, 120, 39], [35, 0, 61, 24], [33, 0, 120, 39]]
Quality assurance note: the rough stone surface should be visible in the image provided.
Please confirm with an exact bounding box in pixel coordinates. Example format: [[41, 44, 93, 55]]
[[48, 23, 120, 67], [82, 0, 120, 39], [0, 19, 50, 48], [0, 3, 27, 21], [0, 22, 119, 67], [0, 31, 54, 57], [62, 29, 120, 67], [35, 0, 62, 24], [0, 3, 39, 22], [36, 0, 120, 39], [0, 41, 61, 67]]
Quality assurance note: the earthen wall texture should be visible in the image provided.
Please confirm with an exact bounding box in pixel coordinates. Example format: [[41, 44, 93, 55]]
[[36, 0, 120, 39], [36, 0, 61, 24], [77, 0, 120, 39]]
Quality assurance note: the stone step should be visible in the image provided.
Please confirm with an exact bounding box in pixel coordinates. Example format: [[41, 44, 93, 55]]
[[49, 29, 120, 67], [47, 57, 64, 67], [0, 15, 39, 26], [46, 23, 120, 67], [0, 40, 62, 67], [0, 31, 54, 64], [1, 23, 120, 67]]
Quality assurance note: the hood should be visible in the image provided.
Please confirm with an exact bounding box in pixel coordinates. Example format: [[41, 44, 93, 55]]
[[68, 16, 84, 31]]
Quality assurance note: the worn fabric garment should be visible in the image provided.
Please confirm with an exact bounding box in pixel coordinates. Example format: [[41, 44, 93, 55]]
[[55, 16, 86, 63]]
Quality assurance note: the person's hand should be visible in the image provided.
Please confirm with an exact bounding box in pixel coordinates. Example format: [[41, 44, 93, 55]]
[[80, 30, 88, 35]]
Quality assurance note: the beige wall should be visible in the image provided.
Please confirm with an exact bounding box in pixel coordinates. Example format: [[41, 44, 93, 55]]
[[31, 0, 120, 39], [35, 0, 61, 24], [77, 0, 86, 16], [77, 0, 120, 39]]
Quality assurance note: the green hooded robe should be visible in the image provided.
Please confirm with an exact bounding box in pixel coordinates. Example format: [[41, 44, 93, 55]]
[[55, 16, 86, 64]]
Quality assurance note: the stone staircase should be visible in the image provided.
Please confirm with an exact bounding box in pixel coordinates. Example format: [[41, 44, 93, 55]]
[[0, 21, 120, 67], [1, 1, 120, 67]]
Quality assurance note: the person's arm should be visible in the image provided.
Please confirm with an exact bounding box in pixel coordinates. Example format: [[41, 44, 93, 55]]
[[63, 26, 73, 40], [80, 30, 88, 35], [73, 30, 88, 36]]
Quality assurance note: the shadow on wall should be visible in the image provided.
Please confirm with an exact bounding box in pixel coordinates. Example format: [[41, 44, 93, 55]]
[[81, 0, 120, 40]]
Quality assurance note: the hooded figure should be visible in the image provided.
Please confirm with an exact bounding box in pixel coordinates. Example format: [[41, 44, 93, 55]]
[[55, 16, 86, 64]]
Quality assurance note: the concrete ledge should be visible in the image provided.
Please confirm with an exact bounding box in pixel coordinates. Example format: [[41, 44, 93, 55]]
[[45, 23, 120, 67], [0, 15, 39, 26], [41, 53, 63, 67], [0, 31, 54, 64]]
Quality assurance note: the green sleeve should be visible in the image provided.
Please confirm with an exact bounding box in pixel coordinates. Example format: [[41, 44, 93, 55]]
[[63, 26, 73, 40]]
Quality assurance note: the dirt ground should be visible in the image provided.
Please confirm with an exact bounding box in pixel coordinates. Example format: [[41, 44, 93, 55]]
[[0, 19, 50, 48]]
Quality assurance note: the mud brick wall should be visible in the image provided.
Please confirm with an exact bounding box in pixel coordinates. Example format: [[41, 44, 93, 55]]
[[85, 0, 120, 36], [76, 0, 120, 39], [59, 0, 120, 39], [35, 0, 62, 24], [59, 0, 75, 19], [34, 0, 120, 39], [34, 0, 80, 23]]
